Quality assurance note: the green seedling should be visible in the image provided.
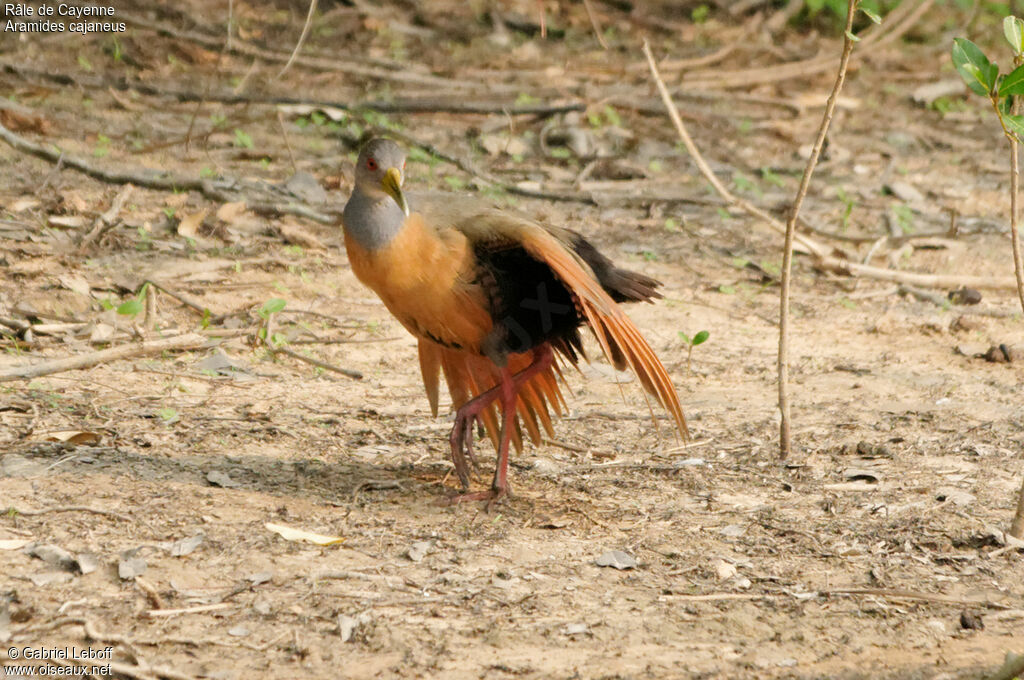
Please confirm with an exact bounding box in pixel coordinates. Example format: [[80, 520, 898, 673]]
[[679, 330, 710, 372]]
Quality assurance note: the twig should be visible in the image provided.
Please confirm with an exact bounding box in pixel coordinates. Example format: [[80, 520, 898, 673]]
[[7, 505, 131, 522], [143, 603, 233, 617], [1006, 54, 1024, 539], [641, 42, 830, 260], [1011, 478, 1024, 540], [0, 333, 207, 382], [779, 0, 860, 458], [263, 315, 362, 380], [17, 65, 583, 114], [822, 587, 1009, 609], [77, 184, 133, 252], [582, 0, 609, 49], [277, 0, 318, 78], [143, 281, 210, 317], [135, 577, 166, 609], [117, 10, 501, 92], [276, 110, 298, 174]]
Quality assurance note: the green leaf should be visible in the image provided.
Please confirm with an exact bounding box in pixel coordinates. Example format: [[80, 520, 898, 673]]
[[678, 331, 691, 344], [1004, 113, 1024, 141], [861, 6, 882, 24], [844, 30, 861, 42], [1004, 15, 1024, 55], [156, 407, 179, 424], [233, 128, 254, 149], [259, 298, 287, 318], [116, 299, 143, 316], [692, 330, 710, 346], [951, 38, 998, 96], [1000, 63, 1024, 97]]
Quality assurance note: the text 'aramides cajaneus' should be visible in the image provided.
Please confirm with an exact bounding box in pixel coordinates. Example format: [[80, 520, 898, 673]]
[[342, 138, 688, 504]]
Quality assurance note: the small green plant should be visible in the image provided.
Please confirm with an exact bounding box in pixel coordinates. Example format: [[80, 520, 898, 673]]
[[156, 407, 179, 424], [93, 134, 110, 158], [257, 298, 288, 347], [836, 187, 856, 230], [892, 202, 914, 233], [116, 282, 151, 318], [679, 330, 710, 372], [952, 19, 1024, 139], [233, 128, 254, 149], [691, 4, 710, 23]]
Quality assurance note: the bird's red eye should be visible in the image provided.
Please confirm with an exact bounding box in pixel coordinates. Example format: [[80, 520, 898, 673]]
[[366, 158, 378, 171]]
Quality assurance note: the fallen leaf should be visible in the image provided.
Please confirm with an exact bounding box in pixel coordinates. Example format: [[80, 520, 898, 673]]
[[265, 522, 344, 546], [8, 197, 40, 212], [935, 486, 976, 507], [48, 215, 87, 229], [35, 430, 101, 446], [170, 534, 204, 557], [595, 549, 636, 570], [0, 539, 31, 551], [206, 470, 240, 488], [119, 555, 147, 579], [405, 540, 433, 562], [844, 467, 882, 483], [215, 201, 248, 224], [25, 543, 79, 572], [29, 571, 74, 586], [177, 209, 210, 239], [714, 559, 737, 581], [58, 274, 92, 297]]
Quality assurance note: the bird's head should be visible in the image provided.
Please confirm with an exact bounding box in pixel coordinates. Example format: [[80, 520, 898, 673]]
[[354, 138, 409, 216]]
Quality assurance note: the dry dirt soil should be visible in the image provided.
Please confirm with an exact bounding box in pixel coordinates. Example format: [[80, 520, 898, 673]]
[[1, 1, 1023, 678]]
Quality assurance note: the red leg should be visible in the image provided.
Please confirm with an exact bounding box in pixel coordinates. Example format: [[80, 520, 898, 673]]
[[446, 345, 553, 505]]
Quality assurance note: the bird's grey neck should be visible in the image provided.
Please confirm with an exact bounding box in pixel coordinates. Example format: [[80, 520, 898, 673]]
[[342, 188, 406, 251]]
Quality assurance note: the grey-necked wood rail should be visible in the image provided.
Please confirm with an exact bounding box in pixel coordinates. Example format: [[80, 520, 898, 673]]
[[342, 138, 688, 504]]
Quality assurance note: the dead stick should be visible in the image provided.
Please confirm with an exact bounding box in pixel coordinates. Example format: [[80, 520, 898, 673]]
[[144, 280, 210, 317], [9, 505, 130, 521], [823, 587, 1008, 609], [779, 0, 859, 458], [641, 42, 830, 260], [2, 64, 585, 116], [264, 316, 362, 380], [276, 0, 318, 78], [0, 333, 207, 382], [78, 183, 133, 251], [144, 603, 233, 617]]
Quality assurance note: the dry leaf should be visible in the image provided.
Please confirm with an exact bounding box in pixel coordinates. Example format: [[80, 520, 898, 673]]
[[9, 197, 40, 212], [265, 522, 344, 546], [35, 431, 102, 445], [216, 201, 248, 224], [177, 209, 210, 239], [0, 539, 32, 551], [58, 274, 92, 297], [48, 216, 87, 229]]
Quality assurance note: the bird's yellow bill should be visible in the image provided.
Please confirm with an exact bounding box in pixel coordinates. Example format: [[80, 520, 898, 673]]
[[381, 167, 409, 216]]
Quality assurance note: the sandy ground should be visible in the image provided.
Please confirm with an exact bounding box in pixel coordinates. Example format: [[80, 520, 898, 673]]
[[1, 1, 1023, 678]]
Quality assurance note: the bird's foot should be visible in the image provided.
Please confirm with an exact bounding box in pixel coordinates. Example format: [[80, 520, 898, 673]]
[[440, 484, 509, 511], [449, 411, 482, 487]]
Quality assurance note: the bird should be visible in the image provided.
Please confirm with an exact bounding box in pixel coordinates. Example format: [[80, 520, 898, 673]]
[[341, 138, 688, 504]]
